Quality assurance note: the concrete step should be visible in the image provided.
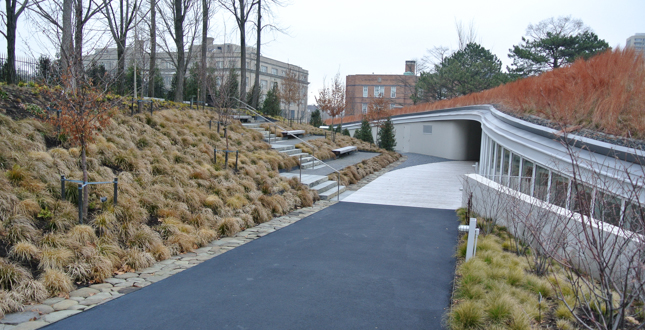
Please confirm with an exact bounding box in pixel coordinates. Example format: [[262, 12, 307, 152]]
[[301, 159, 323, 169], [311, 180, 338, 194], [280, 174, 329, 188], [280, 149, 303, 156], [271, 144, 295, 151], [242, 123, 260, 128], [280, 149, 311, 158], [319, 184, 346, 200]]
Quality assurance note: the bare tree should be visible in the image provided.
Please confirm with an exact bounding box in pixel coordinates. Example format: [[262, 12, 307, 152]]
[[158, 0, 199, 102], [280, 65, 298, 118], [217, 0, 255, 103], [147, 0, 157, 97], [1, 0, 29, 84], [33, 0, 107, 85], [249, 0, 282, 109], [199, 0, 213, 103], [455, 19, 478, 50], [101, 0, 143, 95]]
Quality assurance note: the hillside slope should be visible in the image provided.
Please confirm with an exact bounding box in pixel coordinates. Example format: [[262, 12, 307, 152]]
[[0, 102, 398, 316]]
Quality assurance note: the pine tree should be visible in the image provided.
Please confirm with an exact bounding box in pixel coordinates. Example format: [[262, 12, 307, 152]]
[[342, 128, 350, 136], [262, 85, 281, 116], [309, 109, 323, 127], [355, 119, 374, 143], [377, 117, 396, 151]]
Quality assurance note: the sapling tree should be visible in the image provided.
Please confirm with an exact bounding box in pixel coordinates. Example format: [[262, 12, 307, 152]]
[[39, 73, 117, 221]]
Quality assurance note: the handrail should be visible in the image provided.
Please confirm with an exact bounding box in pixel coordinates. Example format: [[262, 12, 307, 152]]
[[233, 98, 344, 201]]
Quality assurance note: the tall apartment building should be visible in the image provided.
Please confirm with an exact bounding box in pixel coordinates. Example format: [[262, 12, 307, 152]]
[[86, 38, 309, 119], [345, 61, 417, 117], [626, 33, 645, 54]]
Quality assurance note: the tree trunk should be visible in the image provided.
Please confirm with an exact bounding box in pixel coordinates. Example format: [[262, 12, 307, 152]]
[[251, 0, 261, 109], [62, 0, 73, 76], [173, 0, 185, 102], [201, 0, 208, 103], [148, 0, 156, 97], [238, 0, 246, 103], [73, 0, 85, 83], [5, 0, 17, 84], [116, 41, 126, 94]]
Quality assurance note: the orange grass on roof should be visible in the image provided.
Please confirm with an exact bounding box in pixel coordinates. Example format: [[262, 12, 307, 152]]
[[334, 48, 645, 139]]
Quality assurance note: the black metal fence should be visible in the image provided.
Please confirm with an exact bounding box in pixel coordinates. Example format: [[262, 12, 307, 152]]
[[0, 54, 41, 84]]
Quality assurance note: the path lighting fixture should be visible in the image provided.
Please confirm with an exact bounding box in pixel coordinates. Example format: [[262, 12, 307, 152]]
[[458, 218, 480, 261]]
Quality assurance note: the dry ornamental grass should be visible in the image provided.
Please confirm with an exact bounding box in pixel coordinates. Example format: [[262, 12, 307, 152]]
[[0, 97, 393, 315]]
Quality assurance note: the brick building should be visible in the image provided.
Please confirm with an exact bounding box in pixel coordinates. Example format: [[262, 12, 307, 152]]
[[345, 61, 417, 116]]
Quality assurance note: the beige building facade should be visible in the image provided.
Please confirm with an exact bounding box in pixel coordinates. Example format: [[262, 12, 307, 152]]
[[626, 33, 645, 54], [86, 39, 309, 119]]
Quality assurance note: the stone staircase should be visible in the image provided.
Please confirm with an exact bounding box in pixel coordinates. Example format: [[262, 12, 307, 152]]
[[241, 123, 276, 142], [281, 173, 346, 201], [242, 122, 345, 200]]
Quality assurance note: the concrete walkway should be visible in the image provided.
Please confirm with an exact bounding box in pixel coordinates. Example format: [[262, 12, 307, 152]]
[[40, 154, 466, 330], [42, 203, 457, 330], [342, 161, 476, 209]]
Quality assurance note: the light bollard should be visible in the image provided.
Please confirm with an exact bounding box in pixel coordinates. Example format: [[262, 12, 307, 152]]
[[458, 218, 480, 261]]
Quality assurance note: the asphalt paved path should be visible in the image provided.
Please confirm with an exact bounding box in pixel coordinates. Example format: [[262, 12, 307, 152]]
[[43, 202, 458, 330]]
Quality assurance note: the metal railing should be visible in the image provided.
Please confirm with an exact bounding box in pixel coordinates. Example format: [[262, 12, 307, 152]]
[[233, 98, 344, 201]]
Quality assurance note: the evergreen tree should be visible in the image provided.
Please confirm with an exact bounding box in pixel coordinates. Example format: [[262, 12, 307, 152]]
[[262, 85, 281, 116], [377, 117, 396, 151], [184, 62, 201, 101], [124, 65, 143, 96], [342, 128, 350, 136], [151, 69, 166, 98], [309, 109, 323, 127], [355, 119, 374, 143], [335, 123, 342, 133]]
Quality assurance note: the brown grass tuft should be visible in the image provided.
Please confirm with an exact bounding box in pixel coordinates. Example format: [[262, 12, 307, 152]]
[[217, 217, 241, 237], [122, 249, 155, 270], [39, 268, 74, 296], [9, 241, 41, 263]]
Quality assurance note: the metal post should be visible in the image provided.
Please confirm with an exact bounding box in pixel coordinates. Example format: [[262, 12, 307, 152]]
[[61, 175, 66, 200], [78, 184, 83, 224], [235, 151, 239, 172], [209, 120, 212, 130], [113, 178, 118, 206], [225, 151, 229, 170], [190, 97, 194, 108], [466, 218, 477, 261], [217, 121, 220, 133], [150, 102, 153, 116], [213, 148, 217, 163], [299, 155, 302, 182]]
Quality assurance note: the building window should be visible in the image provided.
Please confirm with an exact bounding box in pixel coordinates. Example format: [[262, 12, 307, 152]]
[[271, 68, 278, 75], [260, 80, 267, 90], [281, 70, 285, 76], [215, 61, 224, 68], [390, 103, 395, 109], [361, 103, 367, 114], [216, 76, 221, 87], [374, 86, 384, 97], [391, 86, 396, 98], [363, 86, 368, 97], [273, 82, 278, 89], [261, 65, 268, 73]]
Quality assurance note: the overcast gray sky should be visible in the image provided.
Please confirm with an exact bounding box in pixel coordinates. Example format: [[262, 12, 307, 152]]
[[3, 0, 643, 105], [259, 0, 644, 104]]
